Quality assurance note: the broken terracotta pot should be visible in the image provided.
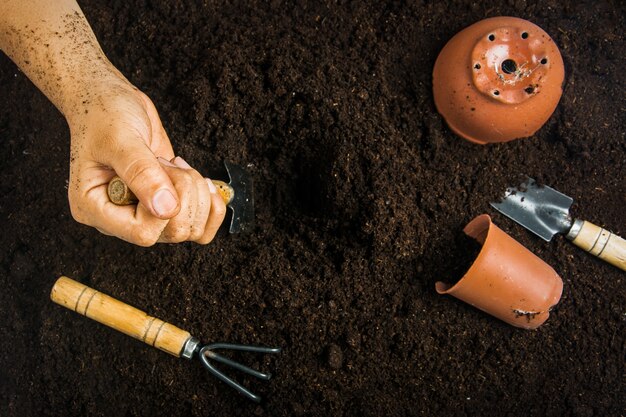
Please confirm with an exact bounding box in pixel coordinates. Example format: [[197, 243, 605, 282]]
[[436, 214, 563, 329], [433, 16, 565, 144]]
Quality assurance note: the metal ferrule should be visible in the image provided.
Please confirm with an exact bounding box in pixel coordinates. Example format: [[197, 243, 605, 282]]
[[566, 219, 584, 241], [180, 337, 200, 360]]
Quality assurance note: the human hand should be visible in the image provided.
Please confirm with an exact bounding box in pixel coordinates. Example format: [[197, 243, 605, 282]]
[[66, 82, 226, 246], [0, 0, 225, 245]]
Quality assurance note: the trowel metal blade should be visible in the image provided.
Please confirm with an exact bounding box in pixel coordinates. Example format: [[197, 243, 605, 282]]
[[224, 161, 254, 234], [490, 177, 574, 242]]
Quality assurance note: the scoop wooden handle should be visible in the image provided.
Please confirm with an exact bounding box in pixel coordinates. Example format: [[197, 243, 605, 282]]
[[568, 220, 626, 271], [50, 276, 193, 357], [108, 176, 233, 205]]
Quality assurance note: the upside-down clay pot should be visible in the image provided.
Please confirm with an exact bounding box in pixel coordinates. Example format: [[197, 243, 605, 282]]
[[436, 214, 563, 329], [433, 17, 565, 144]]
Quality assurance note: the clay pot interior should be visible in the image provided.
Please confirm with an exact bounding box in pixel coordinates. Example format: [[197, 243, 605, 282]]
[[436, 214, 563, 329]]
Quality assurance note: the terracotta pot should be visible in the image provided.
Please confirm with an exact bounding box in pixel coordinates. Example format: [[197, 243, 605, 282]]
[[433, 17, 565, 144], [436, 214, 563, 329]]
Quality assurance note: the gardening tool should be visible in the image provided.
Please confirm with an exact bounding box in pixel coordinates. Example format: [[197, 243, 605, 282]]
[[490, 177, 626, 271], [50, 276, 280, 402], [107, 160, 254, 233]]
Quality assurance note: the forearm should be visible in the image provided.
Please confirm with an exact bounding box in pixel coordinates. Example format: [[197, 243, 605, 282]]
[[0, 0, 127, 119]]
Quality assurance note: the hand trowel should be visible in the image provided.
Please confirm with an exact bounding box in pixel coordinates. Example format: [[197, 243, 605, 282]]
[[108, 161, 254, 233], [490, 177, 625, 271]]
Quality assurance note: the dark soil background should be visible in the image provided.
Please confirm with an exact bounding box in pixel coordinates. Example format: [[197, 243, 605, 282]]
[[1, 1, 624, 416]]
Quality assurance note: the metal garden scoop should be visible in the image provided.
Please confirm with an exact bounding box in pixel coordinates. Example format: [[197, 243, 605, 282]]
[[108, 161, 254, 233], [490, 177, 625, 271]]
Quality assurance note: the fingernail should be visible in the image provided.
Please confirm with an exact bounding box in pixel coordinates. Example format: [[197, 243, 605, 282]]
[[206, 178, 217, 193], [157, 157, 177, 168], [173, 156, 192, 169], [152, 189, 177, 217]]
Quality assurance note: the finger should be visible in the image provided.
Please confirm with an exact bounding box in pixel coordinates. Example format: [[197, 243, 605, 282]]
[[99, 128, 180, 220], [171, 156, 192, 169], [172, 156, 211, 242], [95, 227, 112, 236], [179, 159, 212, 241], [77, 183, 168, 246], [195, 178, 227, 244], [157, 165, 197, 243]]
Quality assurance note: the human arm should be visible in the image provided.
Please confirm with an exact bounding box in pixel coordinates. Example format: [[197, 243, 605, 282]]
[[0, 0, 225, 245]]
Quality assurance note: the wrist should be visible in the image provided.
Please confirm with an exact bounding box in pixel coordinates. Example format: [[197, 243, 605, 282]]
[[66, 77, 150, 154], [61, 57, 133, 120]]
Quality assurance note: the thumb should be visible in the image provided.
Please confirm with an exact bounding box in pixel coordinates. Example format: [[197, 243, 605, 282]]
[[107, 139, 180, 219]]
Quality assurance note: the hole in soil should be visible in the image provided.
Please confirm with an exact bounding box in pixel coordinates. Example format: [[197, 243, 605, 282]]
[[541, 58, 548, 64], [493, 90, 500, 96], [293, 162, 328, 215], [501, 59, 517, 74], [474, 63, 481, 70], [488, 34, 495, 41], [521, 32, 529, 39]]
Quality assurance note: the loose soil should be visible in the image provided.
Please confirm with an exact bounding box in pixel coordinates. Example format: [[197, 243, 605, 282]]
[[1, 1, 624, 416]]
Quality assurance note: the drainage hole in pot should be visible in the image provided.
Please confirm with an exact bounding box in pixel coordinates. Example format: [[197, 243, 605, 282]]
[[541, 58, 548, 64], [501, 59, 517, 74], [493, 90, 500, 96], [521, 32, 529, 39], [488, 34, 495, 41], [525, 86, 535, 94], [474, 63, 481, 70]]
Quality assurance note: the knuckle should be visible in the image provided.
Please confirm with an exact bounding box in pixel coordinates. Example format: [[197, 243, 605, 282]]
[[69, 203, 88, 225], [162, 222, 191, 243], [124, 160, 162, 191], [129, 226, 160, 247], [189, 222, 205, 242], [195, 235, 212, 245], [68, 194, 89, 225], [137, 90, 154, 108], [213, 202, 227, 219], [125, 158, 157, 182], [188, 168, 204, 182], [174, 171, 194, 190]]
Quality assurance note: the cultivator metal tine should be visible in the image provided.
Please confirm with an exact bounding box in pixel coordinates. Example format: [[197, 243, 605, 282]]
[[198, 343, 281, 402]]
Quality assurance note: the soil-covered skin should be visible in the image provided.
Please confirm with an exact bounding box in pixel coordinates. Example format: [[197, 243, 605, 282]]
[[1, 1, 624, 416]]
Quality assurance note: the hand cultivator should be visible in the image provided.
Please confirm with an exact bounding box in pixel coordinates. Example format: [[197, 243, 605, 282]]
[[51, 276, 280, 402]]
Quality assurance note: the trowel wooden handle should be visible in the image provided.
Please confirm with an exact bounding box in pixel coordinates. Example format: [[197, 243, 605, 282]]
[[50, 276, 193, 357], [108, 176, 233, 205], [568, 220, 626, 271]]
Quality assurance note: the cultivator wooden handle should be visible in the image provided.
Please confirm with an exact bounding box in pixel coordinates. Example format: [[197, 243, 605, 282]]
[[51, 276, 281, 402], [50, 276, 193, 357], [108, 176, 234, 206], [567, 220, 626, 271]]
